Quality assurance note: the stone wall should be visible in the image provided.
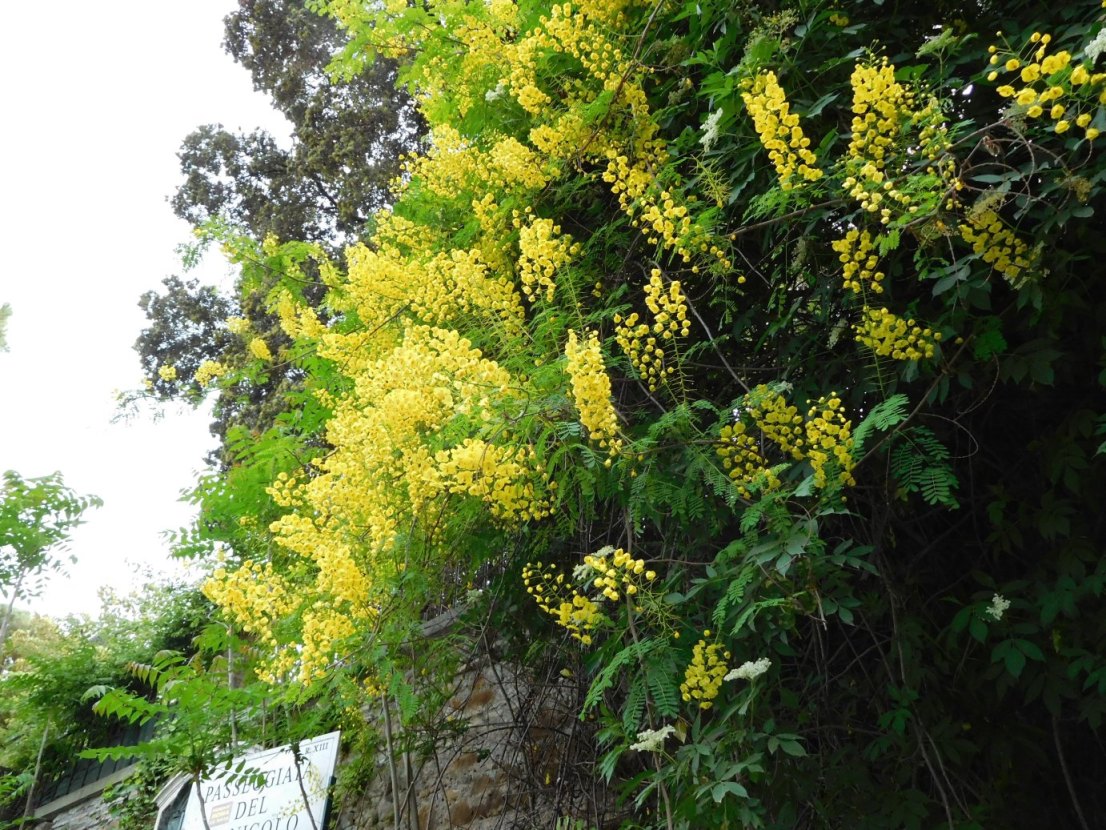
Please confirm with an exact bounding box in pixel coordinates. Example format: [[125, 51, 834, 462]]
[[334, 656, 592, 830], [36, 780, 121, 830]]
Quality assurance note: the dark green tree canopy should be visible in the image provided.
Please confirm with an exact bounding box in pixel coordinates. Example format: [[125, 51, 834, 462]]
[[173, 0, 421, 244], [136, 276, 234, 401]]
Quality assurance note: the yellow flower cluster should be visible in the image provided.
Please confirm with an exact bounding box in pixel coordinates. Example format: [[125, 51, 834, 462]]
[[959, 207, 1037, 287], [804, 393, 856, 488], [203, 560, 297, 651], [843, 60, 957, 221], [435, 439, 552, 522], [832, 228, 885, 294], [854, 307, 940, 361], [603, 152, 729, 268], [250, 322, 534, 682], [275, 290, 326, 340], [680, 636, 731, 709], [515, 215, 581, 303], [503, 2, 626, 116], [740, 70, 823, 190], [157, 365, 177, 382], [719, 385, 860, 496], [582, 546, 657, 602], [638, 189, 694, 254], [613, 270, 691, 393], [848, 59, 911, 170], [424, 249, 527, 339], [565, 330, 622, 457], [346, 241, 526, 342], [987, 32, 1103, 141], [226, 317, 250, 335], [644, 270, 691, 339], [716, 423, 779, 499], [249, 337, 273, 361], [746, 385, 806, 461], [614, 311, 671, 392], [522, 561, 603, 645], [402, 126, 551, 201], [193, 360, 227, 386], [298, 609, 357, 683]]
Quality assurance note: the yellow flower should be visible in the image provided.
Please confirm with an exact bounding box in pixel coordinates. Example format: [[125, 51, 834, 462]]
[[1041, 51, 1071, 75], [157, 365, 177, 382], [1055, 120, 1070, 134], [1005, 58, 1020, 72], [1019, 64, 1041, 83], [987, 71, 999, 82], [1015, 88, 1037, 106], [1077, 113, 1093, 128], [996, 85, 1016, 98], [565, 330, 622, 455], [1050, 104, 1066, 119], [194, 360, 227, 386], [1026, 105, 1043, 118], [1071, 65, 1090, 86], [1086, 127, 1101, 141], [741, 70, 823, 189], [679, 639, 730, 709], [248, 337, 273, 361]]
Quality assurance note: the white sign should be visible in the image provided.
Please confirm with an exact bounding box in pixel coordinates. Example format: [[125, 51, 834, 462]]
[[180, 732, 341, 830]]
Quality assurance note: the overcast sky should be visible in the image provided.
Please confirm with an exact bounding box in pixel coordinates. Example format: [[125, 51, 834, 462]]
[[0, 1, 290, 617]]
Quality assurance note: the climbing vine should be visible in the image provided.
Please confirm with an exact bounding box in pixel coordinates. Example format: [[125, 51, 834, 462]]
[[139, 0, 1106, 826]]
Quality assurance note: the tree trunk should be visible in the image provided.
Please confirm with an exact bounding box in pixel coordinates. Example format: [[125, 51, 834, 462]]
[[22, 720, 49, 821], [0, 570, 25, 656]]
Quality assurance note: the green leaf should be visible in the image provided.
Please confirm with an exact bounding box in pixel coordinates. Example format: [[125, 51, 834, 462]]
[[711, 781, 749, 802]]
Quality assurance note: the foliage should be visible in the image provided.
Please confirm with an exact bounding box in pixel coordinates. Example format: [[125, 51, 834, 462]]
[[0, 471, 100, 652], [130, 0, 1106, 827], [0, 583, 211, 822]]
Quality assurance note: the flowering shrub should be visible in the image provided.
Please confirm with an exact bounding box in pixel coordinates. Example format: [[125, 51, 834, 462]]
[[159, 0, 1106, 825]]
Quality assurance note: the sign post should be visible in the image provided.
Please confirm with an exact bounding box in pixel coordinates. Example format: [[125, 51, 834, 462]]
[[179, 732, 341, 830]]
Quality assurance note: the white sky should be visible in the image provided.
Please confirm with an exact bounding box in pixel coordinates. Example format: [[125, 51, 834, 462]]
[[0, 1, 290, 617]]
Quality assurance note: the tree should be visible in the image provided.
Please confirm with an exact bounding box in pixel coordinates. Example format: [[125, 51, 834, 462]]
[[173, 0, 420, 245], [134, 0, 421, 461], [0, 472, 100, 653]]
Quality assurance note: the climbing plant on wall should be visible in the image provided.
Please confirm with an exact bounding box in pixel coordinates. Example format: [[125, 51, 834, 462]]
[[147, 0, 1106, 826]]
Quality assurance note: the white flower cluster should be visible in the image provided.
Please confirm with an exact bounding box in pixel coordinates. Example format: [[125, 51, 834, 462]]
[[985, 593, 1011, 621], [724, 657, 772, 682], [700, 109, 724, 151], [629, 724, 675, 752], [1086, 28, 1106, 64]]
